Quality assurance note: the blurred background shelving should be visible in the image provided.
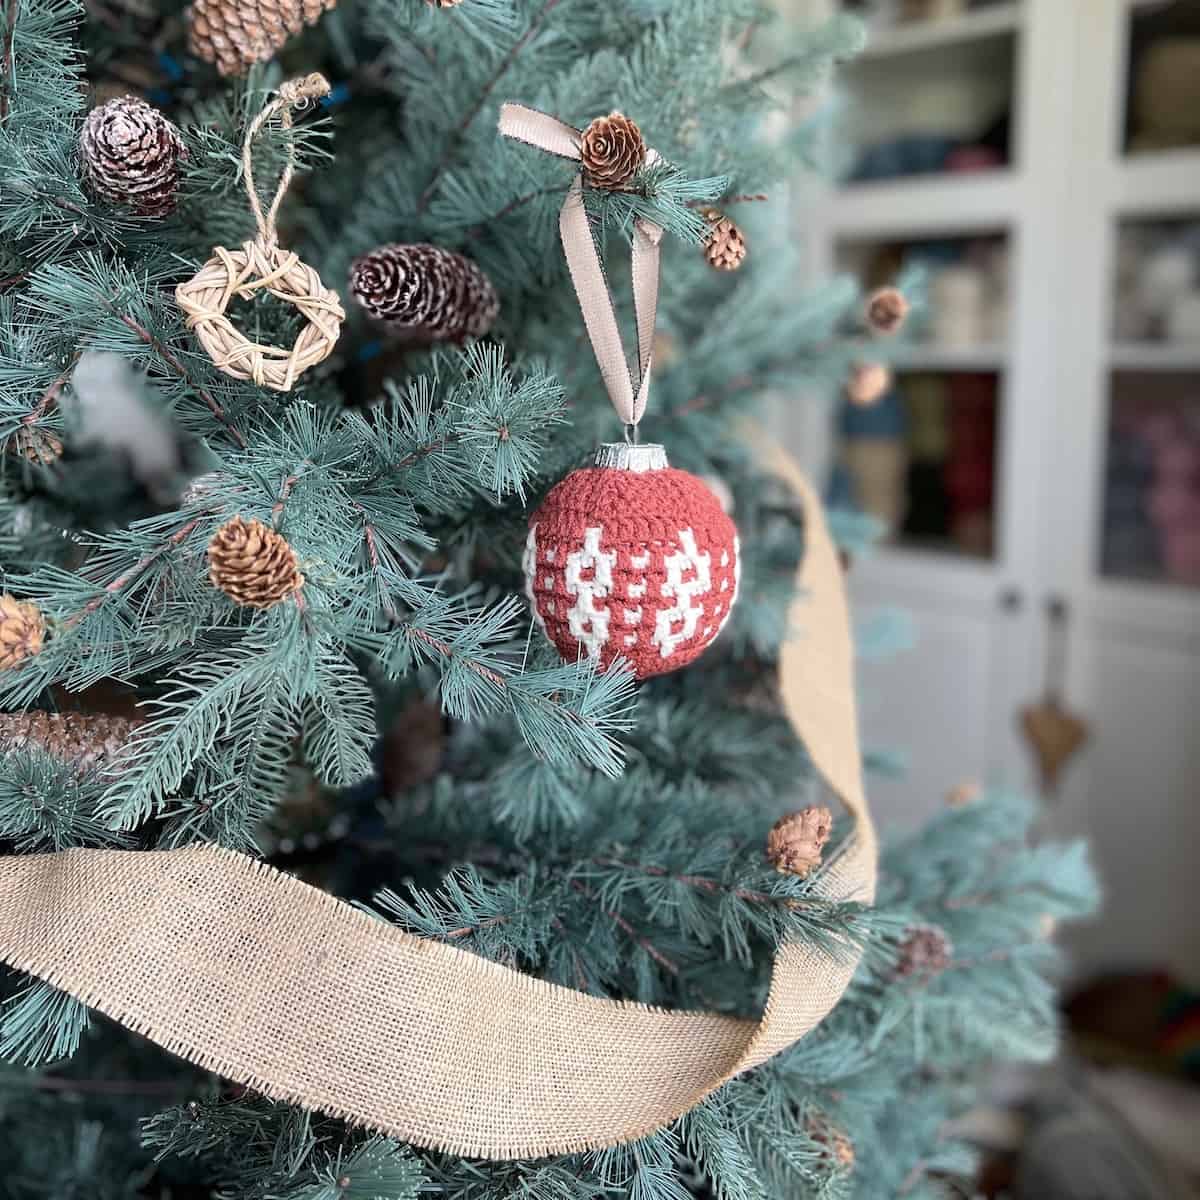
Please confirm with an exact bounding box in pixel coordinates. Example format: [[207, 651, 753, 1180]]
[[786, 0, 1200, 987]]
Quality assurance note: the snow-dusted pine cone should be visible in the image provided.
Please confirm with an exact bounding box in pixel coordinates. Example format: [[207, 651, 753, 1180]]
[[766, 805, 833, 878], [579, 112, 646, 189], [702, 209, 747, 272], [187, 0, 337, 77], [349, 243, 499, 341], [0, 594, 44, 671], [79, 96, 186, 218], [0, 711, 144, 774], [208, 516, 304, 609]]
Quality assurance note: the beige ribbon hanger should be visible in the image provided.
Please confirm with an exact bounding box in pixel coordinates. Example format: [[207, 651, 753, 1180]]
[[498, 103, 663, 430], [0, 448, 874, 1160]]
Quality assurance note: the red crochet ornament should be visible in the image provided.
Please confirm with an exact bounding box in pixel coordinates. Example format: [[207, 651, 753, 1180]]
[[523, 444, 740, 679]]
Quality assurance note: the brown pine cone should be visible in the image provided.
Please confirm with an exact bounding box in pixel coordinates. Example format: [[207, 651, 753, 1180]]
[[580, 112, 645, 189], [865, 286, 909, 336], [945, 778, 982, 808], [846, 362, 891, 406], [891, 923, 953, 981], [809, 1117, 855, 1170], [0, 595, 44, 671], [0, 711, 144, 773], [702, 209, 747, 272], [187, 0, 336, 77], [349, 243, 499, 341], [208, 516, 304, 609], [766, 805, 833, 878], [79, 96, 186, 218], [8, 427, 64, 466]]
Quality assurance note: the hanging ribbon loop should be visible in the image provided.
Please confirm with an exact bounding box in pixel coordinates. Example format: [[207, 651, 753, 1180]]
[[499, 103, 663, 428]]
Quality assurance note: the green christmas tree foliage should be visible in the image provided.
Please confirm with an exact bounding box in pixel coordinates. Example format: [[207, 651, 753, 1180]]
[[0, 1, 1096, 1197]]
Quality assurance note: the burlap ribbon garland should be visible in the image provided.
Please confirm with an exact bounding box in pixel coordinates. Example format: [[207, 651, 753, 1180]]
[[0, 453, 873, 1159], [0, 104, 876, 1159]]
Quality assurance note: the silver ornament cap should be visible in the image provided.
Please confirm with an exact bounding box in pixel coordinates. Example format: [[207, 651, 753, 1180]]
[[593, 443, 668, 472]]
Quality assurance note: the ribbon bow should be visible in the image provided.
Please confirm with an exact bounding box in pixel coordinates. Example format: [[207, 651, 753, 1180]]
[[498, 103, 664, 430]]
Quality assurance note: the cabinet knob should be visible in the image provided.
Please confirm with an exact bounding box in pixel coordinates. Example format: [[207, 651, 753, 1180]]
[[998, 587, 1023, 613]]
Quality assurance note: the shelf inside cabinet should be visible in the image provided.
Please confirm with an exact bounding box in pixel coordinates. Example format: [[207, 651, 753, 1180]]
[[854, 3, 1024, 62], [1110, 344, 1200, 371], [828, 173, 1020, 237], [1112, 152, 1200, 216], [895, 344, 1008, 372]]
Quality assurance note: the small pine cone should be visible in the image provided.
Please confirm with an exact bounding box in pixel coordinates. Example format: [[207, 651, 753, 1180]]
[[809, 1117, 855, 1171], [0, 595, 44, 671], [766, 805, 833, 878], [0, 711, 144, 773], [425, 0, 462, 5], [8, 427, 64, 466], [187, 0, 336, 77], [865, 286, 909, 336], [702, 209, 747, 272], [208, 516, 304, 609], [349, 243, 499, 341], [945, 779, 982, 808], [846, 362, 891, 406], [892, 923, 953, 981], [79, 96, 186, 218], [580, 112, 646, 190]]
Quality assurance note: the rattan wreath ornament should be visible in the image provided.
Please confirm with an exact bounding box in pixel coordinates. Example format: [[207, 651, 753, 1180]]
[[175, 74, 344, 393]]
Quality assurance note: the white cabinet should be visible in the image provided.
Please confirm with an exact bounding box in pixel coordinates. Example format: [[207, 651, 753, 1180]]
[[795, 0, 1200, 981]]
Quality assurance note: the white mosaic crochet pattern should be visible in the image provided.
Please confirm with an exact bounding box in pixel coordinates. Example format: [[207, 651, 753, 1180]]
[[524, 524, 740, 662]]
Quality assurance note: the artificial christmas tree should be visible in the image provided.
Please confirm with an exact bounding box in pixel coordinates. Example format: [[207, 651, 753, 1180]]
[[0, 1, 1096, 1197]]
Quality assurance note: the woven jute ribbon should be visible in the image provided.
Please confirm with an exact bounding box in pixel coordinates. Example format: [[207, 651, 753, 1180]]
[[499, 103, 663, 429], [0, 450, 873, 1158], [175, 74, 344, 393]]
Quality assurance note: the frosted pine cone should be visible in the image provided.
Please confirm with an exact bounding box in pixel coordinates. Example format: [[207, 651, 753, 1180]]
[[0, 711, 144, 773], [0, 595, 44, 670], [702, 209, 747, 272], [349, 243, 499, 341], [580, 112, 645, 189], [865, 286, 910, 336], [187, 0, 337, 77], [80, 96, 186, 218], [766, 806, 833, 878], [208, 516, 304, 609]]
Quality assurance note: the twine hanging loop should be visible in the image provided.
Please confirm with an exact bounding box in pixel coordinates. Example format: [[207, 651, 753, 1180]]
[[176, 74, 344, 394]]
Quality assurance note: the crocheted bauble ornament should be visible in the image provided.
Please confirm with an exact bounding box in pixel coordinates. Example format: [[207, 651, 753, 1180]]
[[523, 443, 739, 679]]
